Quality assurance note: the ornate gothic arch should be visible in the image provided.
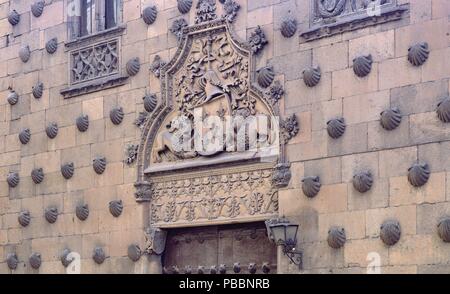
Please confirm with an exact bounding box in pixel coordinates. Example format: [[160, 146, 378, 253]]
[[135, 18, 295, 229]]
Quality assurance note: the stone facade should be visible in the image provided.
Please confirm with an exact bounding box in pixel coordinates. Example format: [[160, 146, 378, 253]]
[[0, 0, 449, 274]]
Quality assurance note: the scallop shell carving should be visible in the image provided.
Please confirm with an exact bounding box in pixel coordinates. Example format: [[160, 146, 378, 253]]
[[29, 253, 41, 269], [408, 42, 429, 67], [76, 115, 89, 132], [61, 249, 72, 267], [61, 162, 75, 180], [301, 176, 321, 198], [32, 82, 44, 99], [18, 210, 31, 227], [219, 264, 227, 274], [7, 90, 19, 105], [303, 66, 321, 87], [93, 247, 106, 265], [437, 97, 450, 123], [262, 262, 271, 274], [45, 207, 58, 224], [327, 117, 346, 139], [380, 107, 402, 130], [76, 204, 89, 221], [110, 107, 124, 125], [353, 54, 373, 78], [109, 200, 123, 218], [143, 94, 158, 113], [248, 263, 257, 274], [353, 171, 373, 193], [19, 45, 31, 63], [184, 265, 192, 274], [19, 128, 31, 145], [256, 66, 275, 88], [281, 18, 297, 38], [233, 262, 241, 273], [142, 6, 158, 25], [437, 217, 450, 243], [8, 10, 20, 26], [45, 38, 58, 54], [380, 219, 401, 246], [6, 253, 19, 270], [7, 172, 20, 188], [31, 168, 44, 184], [126, 57, 140, 76], [327, 227, 346, 249], [178, 0, 193, 14], [93, 157, 107, 174], [46, 122, 58, 139], [31, 1, 45, 17], [408, 163, 430, 187], [127, 244, 141, 262]]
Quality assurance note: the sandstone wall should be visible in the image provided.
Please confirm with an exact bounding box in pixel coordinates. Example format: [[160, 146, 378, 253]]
[[0, 0, 449, 274]]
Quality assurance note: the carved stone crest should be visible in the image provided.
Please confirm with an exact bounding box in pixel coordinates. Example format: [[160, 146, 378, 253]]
[[144, 227, 168, 255], [137, 19, 290, 228]]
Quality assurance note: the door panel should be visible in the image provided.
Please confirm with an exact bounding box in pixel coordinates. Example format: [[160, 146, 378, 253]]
[[163, 222, 277, 274]]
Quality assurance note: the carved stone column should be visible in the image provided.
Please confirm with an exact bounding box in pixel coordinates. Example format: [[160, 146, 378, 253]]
[[144, 227, 168, 274]]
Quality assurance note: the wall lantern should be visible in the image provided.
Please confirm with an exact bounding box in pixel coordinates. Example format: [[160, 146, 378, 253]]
[[265, 217, 303, 269]]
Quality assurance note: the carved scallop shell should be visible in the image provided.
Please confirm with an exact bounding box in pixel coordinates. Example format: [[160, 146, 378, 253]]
[[45, 207, 58, 224], [110, 107, 124, 125], [7, 172, 20, 188], [6, 253, 19, 270], [45, 38, 58, 54], [408, 42, 429, 67], [327, 117, 346, 139], [31, 168, 44, 184], [256, 66, 275, 88], [126, 57, 140, 76], [32, 82, 44, 99], [178, 0, 193, 14], [76, 115, 89, 132], [248, 263, 257, 274], [127, 244, 141, 262], [380, 219, 401, 246], [437, 97, 450, 123], [327, 226, 346, 249], [210, 266, 217, 274], [408, 163, 430, 187], [109, 200, 123, 218], [18, 210, 31, 227], [75, 203, 89, 221], [46, 122, 58, 139], [93, 157, 107, 174], [61, 249, 72, 267], [281, 18, 297, 38], [233, 262, 241, 273], [353, 54, 373, 78], [380, 107, 402, 130], [93, 247, 106, 265], [437, 217, 450, 243], [303, 66, 321, 87], [353, 171, 373, 193], [262, 262, 271, 274], [61, 162, 74, 180], [197, 266, 205, 274], [219, 264, 227, 274], [31, 1, 45, 17], [29, 253, 41, 269], [7, 90, 19, 105], [142, 5, 158, 25], [184, 265, 192, 274], [302, 176, 321, 198], [19, 128, 31, 145], [19, 45, 31, 63], [8, 10, 20, 26], [143, 94, 158, 113]]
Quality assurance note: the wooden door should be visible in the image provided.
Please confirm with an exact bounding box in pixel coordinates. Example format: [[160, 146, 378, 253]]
[[163, 222, 277, 274]]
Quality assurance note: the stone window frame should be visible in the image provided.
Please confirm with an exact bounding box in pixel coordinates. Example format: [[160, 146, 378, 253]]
[[301, 0, 409, 41], [61, 0, 127, 98]]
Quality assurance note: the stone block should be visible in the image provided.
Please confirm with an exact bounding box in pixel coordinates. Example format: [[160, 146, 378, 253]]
[[75, 119, 105, 146], [422, 47, 450, 82], [379, 146, 417, 178], [93, 162, 124, 187], [344, 238, 389, 268], [285, 73, 332, 108], [343, 90, 390, 125], [417, 202, 450, 235], [311, 98, 342, 132], [91, 140, 125, 164], [410, 111, 450, 145], [48, 126, 76, 151], [271, 50, 312, 82], [418, 142, 450, 173], [304, 157, 342, 185], [365, 205, 416, 238], [61, 144, 91, 169], [332, 64, 378, 99], [313, 42, 348, 73], [286, 130, 328, 162], [301, 241, 345, 270], [348, 178, 389, 211], [367, 118, 410, 151], [318, 211, 366, 241], [378, 57, 421, 90], [349, 30, 395, 62]]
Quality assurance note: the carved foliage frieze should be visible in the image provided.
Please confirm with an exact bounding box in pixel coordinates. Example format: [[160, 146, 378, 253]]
[[149, 168, 278, 227]]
